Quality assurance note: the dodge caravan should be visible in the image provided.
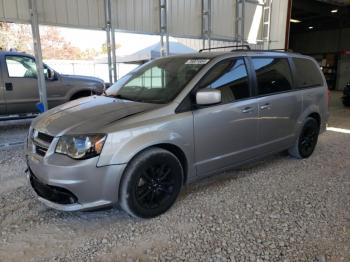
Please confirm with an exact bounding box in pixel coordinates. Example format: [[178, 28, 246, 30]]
[[26, 49, 328, 218]]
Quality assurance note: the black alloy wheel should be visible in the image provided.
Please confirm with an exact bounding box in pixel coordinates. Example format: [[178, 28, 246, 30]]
[[120, 148, 183, 218], [135, 163, 176, 209], [298, 118, 319, 158]]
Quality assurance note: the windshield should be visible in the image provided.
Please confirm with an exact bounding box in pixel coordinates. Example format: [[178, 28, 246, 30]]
[[105, 57, 210, 104]]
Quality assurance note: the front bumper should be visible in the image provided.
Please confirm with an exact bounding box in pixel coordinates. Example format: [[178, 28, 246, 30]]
[[27, 153, 127, 211]]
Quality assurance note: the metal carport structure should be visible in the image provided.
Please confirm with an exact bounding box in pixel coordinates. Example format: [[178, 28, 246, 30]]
[[0, 0, 291, 111]]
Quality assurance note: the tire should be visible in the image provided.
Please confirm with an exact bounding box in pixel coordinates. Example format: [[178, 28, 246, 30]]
[[288, 117, 320, 159], [119, 148, 183, 218]]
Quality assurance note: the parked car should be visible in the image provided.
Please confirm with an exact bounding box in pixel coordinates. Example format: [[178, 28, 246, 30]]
[[26, 50, 328, 218], [0, 51, 105, 117], [342, 82, 350, 107]]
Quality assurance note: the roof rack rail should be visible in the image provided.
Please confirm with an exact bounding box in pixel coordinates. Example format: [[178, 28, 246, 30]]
[[199, 45, 251, 53], [252, 48, 295, 52]]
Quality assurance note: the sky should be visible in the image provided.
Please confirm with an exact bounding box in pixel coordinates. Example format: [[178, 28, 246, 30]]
[[58, 27, 176, 56]]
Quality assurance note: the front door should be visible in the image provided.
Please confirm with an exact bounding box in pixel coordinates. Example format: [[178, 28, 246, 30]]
[[193, 57, 259, 176], [251, 57, 302, 152], [3, 55, 40, 114]]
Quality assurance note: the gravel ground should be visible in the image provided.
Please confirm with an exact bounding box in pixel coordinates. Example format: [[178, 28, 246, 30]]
[[0, 92, 349, 261]]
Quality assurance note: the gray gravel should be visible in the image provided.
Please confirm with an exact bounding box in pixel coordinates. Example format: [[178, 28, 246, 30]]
[[0, 92, 349, 261]]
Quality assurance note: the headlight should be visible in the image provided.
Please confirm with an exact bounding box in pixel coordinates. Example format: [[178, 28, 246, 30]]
[[55, 134, 106, 160]]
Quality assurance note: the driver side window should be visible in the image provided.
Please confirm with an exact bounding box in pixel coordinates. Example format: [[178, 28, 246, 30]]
[[5, 56, 38, 78], [199, 58, 250, 104]]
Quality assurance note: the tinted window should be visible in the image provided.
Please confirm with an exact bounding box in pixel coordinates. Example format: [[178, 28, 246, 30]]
[[199, 58, 250, 103], [293, 58, 323, 88], [252, 58, 292, 95]]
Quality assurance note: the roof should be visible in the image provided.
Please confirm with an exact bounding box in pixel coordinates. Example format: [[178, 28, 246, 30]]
[[0, 51, 34, 57]]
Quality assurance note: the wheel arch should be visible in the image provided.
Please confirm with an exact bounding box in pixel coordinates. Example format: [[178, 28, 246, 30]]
[[295, 105, 322, 136], [152, 143, 188, 185], [70, 89, 94, 100], [119, 143, 189, 186], [307, 112, 321, 128]]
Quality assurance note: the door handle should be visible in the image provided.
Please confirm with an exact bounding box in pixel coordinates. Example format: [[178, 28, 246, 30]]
[[241, 107, 254, 113], [5, 82, 13, 91], [260, 103, 271, 110]]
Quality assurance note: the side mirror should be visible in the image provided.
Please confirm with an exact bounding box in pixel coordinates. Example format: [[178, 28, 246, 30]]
[[196, 88, 221, 105], [45, 68, 56, 81]]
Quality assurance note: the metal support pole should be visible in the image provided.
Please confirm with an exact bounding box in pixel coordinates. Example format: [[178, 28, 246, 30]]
[[202, 0, 211, 50], [111, 30, 117, 81], [235, 0, 246, 45], [159, 0, 169, 56], [104, 0, 113, 84], [165, 0, 169, 55], [241, 0, 245, 45], [108, 0, 117, 81], [235, 0, 240, 44], [29, 0, 48, 112]]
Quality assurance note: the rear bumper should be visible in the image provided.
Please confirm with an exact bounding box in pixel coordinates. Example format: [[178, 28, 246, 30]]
[[27, 153, 127, 211]]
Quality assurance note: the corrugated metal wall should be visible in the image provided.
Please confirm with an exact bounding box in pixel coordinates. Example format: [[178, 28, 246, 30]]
[[0, 0, 289, 49], [167, 0, 202, 38], [0, 0, 31, 22], [211, 0, 236, 40], [269, 0, 289, 49], [111, 0, 159, 34], [0, 0, 106, 29]]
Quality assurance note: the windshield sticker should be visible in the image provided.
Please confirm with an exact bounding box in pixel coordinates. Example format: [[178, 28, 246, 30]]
[[185, 59, 210, 65]]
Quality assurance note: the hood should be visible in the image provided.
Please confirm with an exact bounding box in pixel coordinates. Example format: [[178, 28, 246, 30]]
[[32, 96, 161, 136], [61, 74, 104, 84]]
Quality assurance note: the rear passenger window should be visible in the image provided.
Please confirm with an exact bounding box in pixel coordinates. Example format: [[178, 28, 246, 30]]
[[252, 58, 292, 95], [199, 58, 250, 103], [293, 58, 323, 88]]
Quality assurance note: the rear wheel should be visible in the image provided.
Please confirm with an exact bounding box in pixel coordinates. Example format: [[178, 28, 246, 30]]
[[288, 117, 320, 159], [119, 148, 183, 218]]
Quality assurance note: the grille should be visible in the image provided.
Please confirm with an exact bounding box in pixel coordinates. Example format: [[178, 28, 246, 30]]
[[32, 130, 54, 157], [37, 132, 54, 144], [35, 145, 48, 157]]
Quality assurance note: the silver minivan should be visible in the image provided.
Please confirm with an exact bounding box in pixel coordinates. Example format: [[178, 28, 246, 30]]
[[26, 50, 328, 218]]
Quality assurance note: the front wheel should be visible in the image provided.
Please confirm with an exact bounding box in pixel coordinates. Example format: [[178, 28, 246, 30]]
[[119, 148, 183, 218], [288, 117, 320, 159]]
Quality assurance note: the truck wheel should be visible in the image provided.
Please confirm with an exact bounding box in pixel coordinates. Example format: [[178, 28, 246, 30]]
[[119, 148, 183, 218], [288, 117, 320, 159]]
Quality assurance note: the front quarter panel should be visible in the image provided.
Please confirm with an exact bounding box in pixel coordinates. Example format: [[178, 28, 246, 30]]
[[97, 111, 195, 180]]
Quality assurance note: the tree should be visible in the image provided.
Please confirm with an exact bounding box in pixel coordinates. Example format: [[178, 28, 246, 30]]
[[0, 22, 32, 52], [40, 26, 84, 59], [0, 22, 107, 60]]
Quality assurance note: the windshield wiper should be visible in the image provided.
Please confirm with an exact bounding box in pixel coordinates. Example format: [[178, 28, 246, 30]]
[[115, 94, 135, 101]]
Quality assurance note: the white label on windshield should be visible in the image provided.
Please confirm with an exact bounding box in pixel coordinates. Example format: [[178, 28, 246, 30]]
[[185, 59, 210, 65]]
